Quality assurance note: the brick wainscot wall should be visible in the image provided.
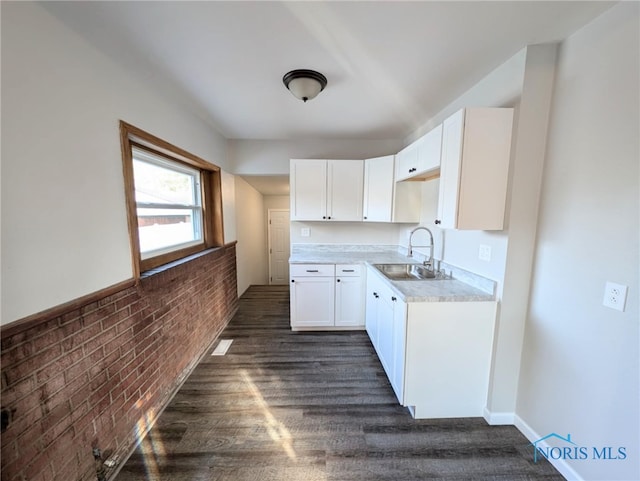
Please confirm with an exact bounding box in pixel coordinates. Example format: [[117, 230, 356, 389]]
[[1, 243, 238, 481]]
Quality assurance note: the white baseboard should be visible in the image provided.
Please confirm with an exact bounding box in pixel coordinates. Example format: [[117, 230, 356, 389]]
[[514, 414, 583, 481], [483, 406, 515, 425]]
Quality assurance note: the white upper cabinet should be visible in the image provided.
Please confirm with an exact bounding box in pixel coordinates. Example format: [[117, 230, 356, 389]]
[[436, 108, 514, 230], [363, 155, 421, 224], [327, 160, 364, 221], [290, 159, 363, 221], [290, 159, 327, 221], [395, 124, 443, 182], [395, 141, 419, 182], [363, 155, 394, 222]]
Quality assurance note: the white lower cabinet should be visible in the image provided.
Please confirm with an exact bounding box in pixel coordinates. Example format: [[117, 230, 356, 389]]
[[335, 266, 364, 327], [290, 264, 335, 328], [365, 266, 496, 418], [365, 271, 407, 402], [290, 264, 364, 330]]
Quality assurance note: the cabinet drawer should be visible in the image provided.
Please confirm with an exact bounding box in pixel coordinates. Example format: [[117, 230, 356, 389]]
[[335, 264, 362, 277], [290, 264, 335, 277]]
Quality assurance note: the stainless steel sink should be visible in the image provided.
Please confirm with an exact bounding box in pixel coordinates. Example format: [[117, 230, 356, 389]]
[[374, 264, 436, 281]]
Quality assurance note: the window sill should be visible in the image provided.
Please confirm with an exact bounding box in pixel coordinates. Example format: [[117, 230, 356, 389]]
[[140, 246, 226, 279]]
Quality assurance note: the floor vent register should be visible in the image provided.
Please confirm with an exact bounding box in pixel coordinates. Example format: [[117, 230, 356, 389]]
[[211, 339, 233, 356]]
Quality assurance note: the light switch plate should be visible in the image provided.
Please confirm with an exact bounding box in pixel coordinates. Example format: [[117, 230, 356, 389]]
[[478, 244, 492, 262], [603, 281, 628, 312], [301, 227, 310, 237]]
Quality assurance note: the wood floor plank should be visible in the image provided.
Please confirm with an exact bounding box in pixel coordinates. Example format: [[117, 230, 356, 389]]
[[115, 285, 563, 481]]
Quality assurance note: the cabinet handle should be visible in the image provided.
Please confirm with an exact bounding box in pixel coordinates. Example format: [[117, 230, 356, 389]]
[[434, 219, 441, 225], [373, 292, 379, 298], [341, 269, 355, 272], [305, 269, 319, 272], [391, 296, 397, 302]]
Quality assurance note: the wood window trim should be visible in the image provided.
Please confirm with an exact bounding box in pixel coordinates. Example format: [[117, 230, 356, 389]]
[[120, 121, 224, 279]]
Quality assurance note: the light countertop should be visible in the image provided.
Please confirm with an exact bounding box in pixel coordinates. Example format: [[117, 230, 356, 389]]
[[289, 245, 495, 303]]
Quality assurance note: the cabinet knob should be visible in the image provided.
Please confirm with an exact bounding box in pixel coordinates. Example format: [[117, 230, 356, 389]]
[[391, 296, 397, 302], [373, 292, 379, 298], [336, 279, 341, 282], [434, 219, 441, 225], [322, 216, 326, 219], [363, 216, 367, 219], [291, 279, 295, 283], [327, 216, 331, 219]]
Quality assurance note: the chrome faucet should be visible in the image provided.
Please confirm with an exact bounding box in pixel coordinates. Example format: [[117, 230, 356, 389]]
[[407, 226, 435, 268]]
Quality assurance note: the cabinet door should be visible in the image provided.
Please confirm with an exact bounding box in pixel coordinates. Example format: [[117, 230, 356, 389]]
[[327, 160, 364, 221], [363, 155, 394, 222], [365, 273, 380, 348], [290, 159, 327, 221], [436, 109, 465, 229], [436, 108, 514, 230], [290, 276, 335, 328], [416, 123, 442, 177], [395, 141, 419, 181], [456, 108, 514, 230], [391, 298, 407, 404], [335, 275, 364, 327], [377, 291, 395, 380]]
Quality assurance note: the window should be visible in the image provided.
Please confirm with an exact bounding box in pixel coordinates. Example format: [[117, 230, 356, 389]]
[[133, 147, 203, 257], [120, 122, 223, 276]]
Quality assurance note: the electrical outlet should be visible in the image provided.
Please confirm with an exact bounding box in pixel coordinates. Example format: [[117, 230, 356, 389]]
[[478, 244, 492, 262], [603, 281, 628, 312], [301, 227, 310, 237]]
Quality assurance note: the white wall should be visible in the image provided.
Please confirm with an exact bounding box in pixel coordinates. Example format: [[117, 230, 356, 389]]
[[0, 2, 231, 324], [221, 171, 238, 243], [290, 221, 406, 245], [263, 195, 289, 213], [406, 45, 558, 419], [234, 177, 267, 296], [517, 4, 639, 480]]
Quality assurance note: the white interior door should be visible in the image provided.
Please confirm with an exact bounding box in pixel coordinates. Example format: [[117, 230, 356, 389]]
[[268, 209, 290, 284]]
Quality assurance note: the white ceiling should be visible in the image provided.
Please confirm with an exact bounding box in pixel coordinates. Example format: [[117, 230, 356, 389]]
[[42, 1, 614, 142]]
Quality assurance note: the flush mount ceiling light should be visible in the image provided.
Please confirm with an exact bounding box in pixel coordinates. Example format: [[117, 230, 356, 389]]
[[282, 69, 327, 103]]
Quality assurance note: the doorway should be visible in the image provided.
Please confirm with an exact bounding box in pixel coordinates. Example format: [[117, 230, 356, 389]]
[[268, 209, 290, 284]]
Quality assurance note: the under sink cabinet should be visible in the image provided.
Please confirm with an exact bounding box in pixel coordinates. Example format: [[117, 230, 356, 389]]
[[365, 266, 496, 419], [290, 264, 365, 330]]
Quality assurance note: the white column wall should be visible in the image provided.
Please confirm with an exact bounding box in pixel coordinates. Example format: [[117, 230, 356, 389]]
[[234, 177, 267, 296], [516, 4, 639, 480]]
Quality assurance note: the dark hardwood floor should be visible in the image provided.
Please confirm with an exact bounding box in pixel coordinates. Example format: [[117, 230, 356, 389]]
[[115, 285, 563, 481]]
